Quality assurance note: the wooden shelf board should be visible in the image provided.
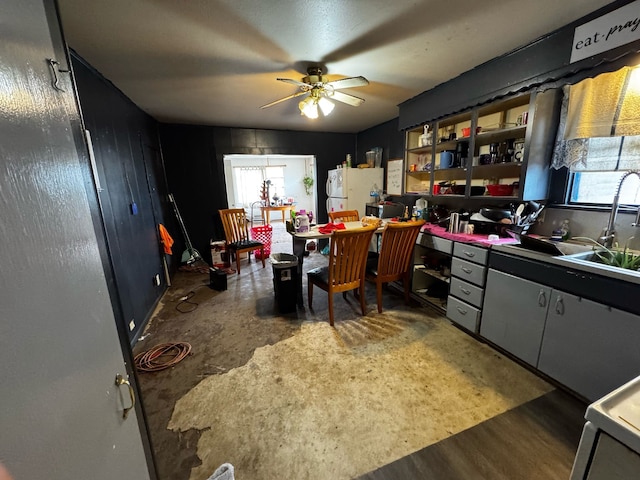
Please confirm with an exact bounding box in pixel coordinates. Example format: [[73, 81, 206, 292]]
[[414, 266, 451, 283], [471, 163, 521, 179]]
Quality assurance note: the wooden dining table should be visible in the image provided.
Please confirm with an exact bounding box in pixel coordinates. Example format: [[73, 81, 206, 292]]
[[261, 205, 294, 224], [289, 220, 389, 306]]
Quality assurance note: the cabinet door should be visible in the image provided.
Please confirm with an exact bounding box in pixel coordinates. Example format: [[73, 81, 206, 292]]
[[480, 269, 551, 366], [538, 291, 640, 402]]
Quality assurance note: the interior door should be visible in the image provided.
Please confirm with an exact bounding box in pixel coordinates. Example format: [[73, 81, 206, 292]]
[[0, 1, 152, 478]]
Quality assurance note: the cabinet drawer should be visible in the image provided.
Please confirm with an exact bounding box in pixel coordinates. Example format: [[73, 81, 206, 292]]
[[451, 257, 486, 287], [450, 277, 484, 308], [417, 233, 452, 254], [447, 296, 481, 333], [453, 243, 488, 265]]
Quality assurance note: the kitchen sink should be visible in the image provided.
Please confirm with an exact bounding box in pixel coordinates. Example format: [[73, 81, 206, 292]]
[[551, 241, 595, 256], [560, 250, 602, 262], [555, 249, 640, 283]]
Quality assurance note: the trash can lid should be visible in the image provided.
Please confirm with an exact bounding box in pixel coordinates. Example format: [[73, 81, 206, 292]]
[[270, 252, 298, 265]]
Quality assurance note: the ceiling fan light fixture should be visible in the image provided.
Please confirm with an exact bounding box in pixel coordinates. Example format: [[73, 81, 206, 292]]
[[265, 66, 368, 119], [299, 96, 318, 119], [318, 96, 335, 116]]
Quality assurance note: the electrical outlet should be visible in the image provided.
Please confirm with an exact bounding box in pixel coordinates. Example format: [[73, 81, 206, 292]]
[[154, 273, 161, 286], [129, 320, 135, 331]]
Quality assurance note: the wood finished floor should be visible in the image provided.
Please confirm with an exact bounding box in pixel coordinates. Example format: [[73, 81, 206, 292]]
[[357, 389, 587, 480]]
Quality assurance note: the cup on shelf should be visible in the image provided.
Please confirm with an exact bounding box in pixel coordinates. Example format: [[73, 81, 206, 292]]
[[440, 151, 454, 169]]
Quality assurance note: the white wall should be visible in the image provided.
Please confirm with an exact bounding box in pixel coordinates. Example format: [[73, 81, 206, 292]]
[[223, 154, 317, 218]]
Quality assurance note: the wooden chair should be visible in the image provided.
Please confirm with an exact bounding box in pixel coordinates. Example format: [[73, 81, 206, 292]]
[[219, 208, 265, 274], [307, 225, 377, 326], [366, 220, 425, 312], [328, 209, 360, 223]]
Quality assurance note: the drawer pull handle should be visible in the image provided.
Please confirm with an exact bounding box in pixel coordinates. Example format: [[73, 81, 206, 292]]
[[456, 306, 467, 315], [538, 290, 547, 307], [463, 251, 475, 258], [459, 286, 471, 295], [461, 267, 473, 274], [555, 296, 565, 315]]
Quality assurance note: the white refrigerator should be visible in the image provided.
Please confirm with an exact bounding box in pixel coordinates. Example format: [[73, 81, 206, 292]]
[[326, 167, 384, 220]]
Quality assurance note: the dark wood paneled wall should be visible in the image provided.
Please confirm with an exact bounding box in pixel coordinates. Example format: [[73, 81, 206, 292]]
[[356, 117, 404, 192], [72, 53, 170, 343], [159, 124, 356, 259]]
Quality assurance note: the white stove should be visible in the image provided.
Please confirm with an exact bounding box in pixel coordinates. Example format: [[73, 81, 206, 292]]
[[571, 375, 640, 479]]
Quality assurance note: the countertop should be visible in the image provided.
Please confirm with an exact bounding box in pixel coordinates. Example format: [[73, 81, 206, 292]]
[[422, 223, 640, 286], [421, 223, 518, 247]]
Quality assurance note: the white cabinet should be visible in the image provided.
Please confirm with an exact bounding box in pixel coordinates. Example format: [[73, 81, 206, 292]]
[[480, 269, 551, 367], [482, 265, 640, 402], [538, 291, 640, 402], [446, 243, 489, 333]]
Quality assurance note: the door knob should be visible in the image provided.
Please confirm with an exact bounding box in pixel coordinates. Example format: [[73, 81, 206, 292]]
[[115, 374, 136, 420]]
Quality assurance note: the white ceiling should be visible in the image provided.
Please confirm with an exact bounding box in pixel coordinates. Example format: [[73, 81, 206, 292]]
[[57, 0, 615, 133]]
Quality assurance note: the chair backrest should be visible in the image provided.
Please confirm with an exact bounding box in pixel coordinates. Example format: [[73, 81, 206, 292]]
[[328, 225, 377, 292], [219, 208, 250, 244], [328, 210, 360, 223], [376, 220, 425, 281]]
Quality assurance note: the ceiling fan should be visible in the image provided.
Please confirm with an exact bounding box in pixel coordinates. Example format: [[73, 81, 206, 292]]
[[260, 66, 369, 119]]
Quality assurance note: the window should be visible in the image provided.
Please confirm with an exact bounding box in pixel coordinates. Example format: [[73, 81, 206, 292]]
[[233, 165, 285, 207], [551, 65, 640, 205], [571, 171, 640, 204], [569, 136, 640, 205]]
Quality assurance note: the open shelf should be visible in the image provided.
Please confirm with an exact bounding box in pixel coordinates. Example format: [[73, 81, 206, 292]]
[[414, 265, 451, 283], [413, 289, 448, 313], [403, 89, 559, 200]]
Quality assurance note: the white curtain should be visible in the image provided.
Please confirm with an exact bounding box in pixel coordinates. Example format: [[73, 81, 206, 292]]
[[551, 66, 640, 171], [233, 167, 263, 207]]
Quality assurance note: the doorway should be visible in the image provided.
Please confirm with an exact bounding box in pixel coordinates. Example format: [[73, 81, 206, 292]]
[[223, 154, 317, 223]]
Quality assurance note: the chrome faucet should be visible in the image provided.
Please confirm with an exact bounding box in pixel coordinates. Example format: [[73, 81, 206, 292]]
[[599, 170, 640, 248]]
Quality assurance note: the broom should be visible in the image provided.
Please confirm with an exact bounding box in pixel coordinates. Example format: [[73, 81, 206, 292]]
[[168, 193, 204, 265]]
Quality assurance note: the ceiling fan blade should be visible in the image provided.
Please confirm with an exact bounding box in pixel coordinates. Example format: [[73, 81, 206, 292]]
[[276, 78, 309, 88], [260, 91, 308, 109], [329, 90, 365, 107], [324, 76, 369, 89]]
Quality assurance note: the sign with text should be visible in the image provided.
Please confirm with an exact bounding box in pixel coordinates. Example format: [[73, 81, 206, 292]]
[[570, 0, 640, 63], [386, 159, 403, 195]]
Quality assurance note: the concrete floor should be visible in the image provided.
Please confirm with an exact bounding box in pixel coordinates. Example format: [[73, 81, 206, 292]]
[[134, 222, 554, 480]]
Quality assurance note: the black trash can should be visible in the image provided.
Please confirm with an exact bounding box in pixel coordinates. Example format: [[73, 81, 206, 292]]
[[270, 253, 298, 313], [209, 267, 227, 291]]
